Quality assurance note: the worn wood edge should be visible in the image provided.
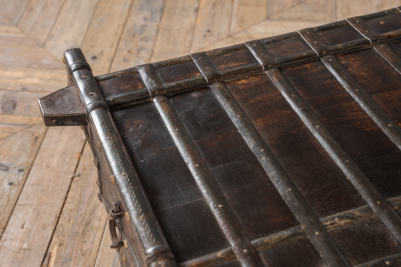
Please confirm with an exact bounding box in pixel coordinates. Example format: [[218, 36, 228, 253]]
[[179, 196, 401, 267]]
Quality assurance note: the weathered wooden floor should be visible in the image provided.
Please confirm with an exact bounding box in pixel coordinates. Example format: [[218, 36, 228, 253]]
[[0, 0, 399, 266]]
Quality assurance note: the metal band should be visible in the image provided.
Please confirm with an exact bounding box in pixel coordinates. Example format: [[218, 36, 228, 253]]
[[65, 48, 176, 267], [347, 16, 384, 43], [266, 68, 401, 244], [69, 62, 92, 73], [298, 28, 328, 56], [321, 55, 401, 151], [180, 196, 401, 267], [190, 52, 222, 83], [299, 28, 401, 152], [137, 64, 167, 98], [245, 40, 277, 69], [355, 252, 401, 267], [210, 81, 350, 267], [152, 95, 264, 267], [373, 42, 401, 75], [146, 245, 175, 264]]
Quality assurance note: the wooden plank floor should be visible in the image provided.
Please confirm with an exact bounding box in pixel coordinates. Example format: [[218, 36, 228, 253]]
[[0, 0, 400, 266]]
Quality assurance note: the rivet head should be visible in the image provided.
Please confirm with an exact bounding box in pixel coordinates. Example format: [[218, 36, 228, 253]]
[[380, 21, 384, 25], [176, 129, 179, 131], [219, 204, 223, 208], [377, 201, 381, 205], [81, 75, 87, 79], [244, 249, 248, 253], [195, 164, 199, 167], [315, 231, 320, 235], [89, 92, 95, 96], [261, 53, 264, 56], [389, 124, 392, 127], [253, 44, 257, 46], [199, 57, 203, 59], [386, 261, 390, 265], [329, 58, 332, 61], [316, 125, 320, 129], [335, 218, 339, 223], [346, 160, 350, 163], [261, 149, 264, 152], [149, 78, 153, 81], [288, 188, 292, 191], [366, 30, 369, 33]]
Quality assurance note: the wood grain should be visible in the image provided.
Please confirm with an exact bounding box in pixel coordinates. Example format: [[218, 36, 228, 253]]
[[0, 67, 66, 93], [190, 0, 233, 52], [0, 0, 30, 25], [0, 123, 46, 237], [46, 143, 108, 267], [94, 223, 117, 267], [45, 0, 100, 59], [110, 0, 166, 72], [0, 126, 85, 266], [0, 90, 48, 117], [151, 0, 199, 62], [0, 114, 42, 140], [80, 0, 133, 76], [18, 0, 66, 46], [230, 0, 267, 34]]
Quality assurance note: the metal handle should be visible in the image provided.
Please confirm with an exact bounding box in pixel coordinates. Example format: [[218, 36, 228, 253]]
[[108, 202, 124, 249]]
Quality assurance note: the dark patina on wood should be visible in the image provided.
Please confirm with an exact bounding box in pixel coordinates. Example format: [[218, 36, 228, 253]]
[[39, 7, 401, 267]]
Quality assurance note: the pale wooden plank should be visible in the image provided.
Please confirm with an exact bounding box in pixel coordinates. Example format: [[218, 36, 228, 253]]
[[0, 90, 48, 117], [266, 0, 300, 19], [268, 0, 336, 21], [45, 0, 100, 59], [197, 19, 331, 52], [151, 0, 199, 62], [18, 0, 66, 46], [0, 0, 30, 25], [80, 0, 133, 76], [190, 0, 233, 52], [94, 222, 117, 267], [0, 47, 64, 69], [0, 114, 42, 140], [230, 0, 267, 34], [110, 0, 165, 72], [0, 126, 85, 266], [372, 0, 401, 12], [0, 67, 66, 93], [0, 123, 46, 237], [46, 143, 108, 267], [112, 252, 121, 267], [0, 24, 36, 47], [337, 0, 373, 20]]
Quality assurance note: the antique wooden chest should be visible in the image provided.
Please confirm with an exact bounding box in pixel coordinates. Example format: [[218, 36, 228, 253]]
[[39, 7, 401, 267]]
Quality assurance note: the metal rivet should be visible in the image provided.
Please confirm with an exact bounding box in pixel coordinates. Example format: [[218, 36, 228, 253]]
[[335, 218, 339, 223], [377, 201, 381, 205], [314, 41, 317, 43], [386, 261, 390, 265], [8, 181, 13, 186], [149, 78, 153, 81], [307, 31, 309, 34], [366, 30, 368, 33], [206, 66, 209, 69], [253, 44, 256, 46], [125, 212, 129, 222], [199, 57, 203, 59], [348, 43, 351, 46], [288, 188, 292, 191], [380, 21, 384, 24], [356, 21, 359, 23], [346, 160, 350, 163], [81, 75, 87, 79], [355, 89, 359, 91], [389, 124, 392, 127], [219, 204, 223, 208], [316, 125, 320, 128], [195, 164, 199, 167], [261, 149, 264, 152], [329, 58, 332, 61], [292, 94, 296, 97], [107, 136, 111, 140], [89, 92, 95, 96], [244, 249, 248, 253], [261, 53, 264, 56], [381, 45, 384, 47], [315, 231, 320, 235]]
